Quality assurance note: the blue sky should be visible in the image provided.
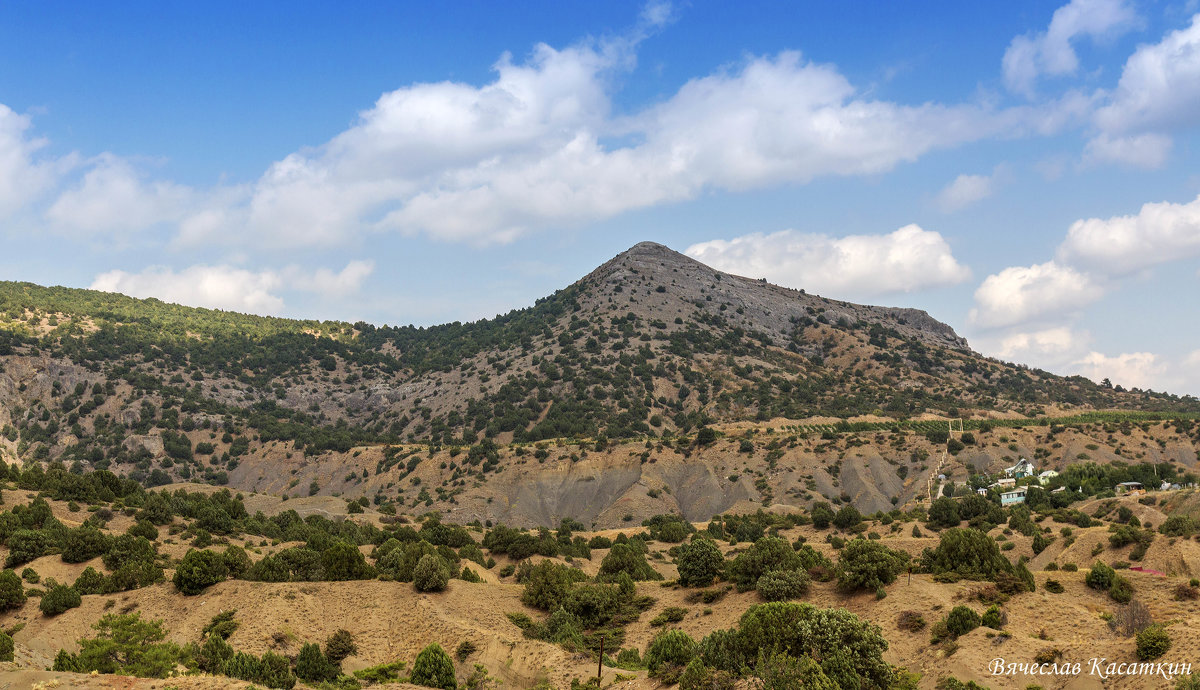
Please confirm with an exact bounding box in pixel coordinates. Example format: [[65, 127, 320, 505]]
[[3, 1, 1200, 395]]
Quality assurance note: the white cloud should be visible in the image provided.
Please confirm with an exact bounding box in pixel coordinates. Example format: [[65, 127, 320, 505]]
[[935, 169, 1004, 213], [46, 154, 195, 235], [285, 259, 375, 296], [969, 261, 1102, 328], [89, 259, 375, 315], [993, 326, 1089, 361], [1002, 0, 1139, 97], [90, 265, 286, 314], [1057, 193, 1200, 274], [1094, 14, 1200, 134], [1081, 132, 1172, 168], [1084, 13, 1200, 168], [190, 47, 1006, 249], [684, 224, 970, 299], [1073, 351, 1166, 390], [0, 104, 70, 220]]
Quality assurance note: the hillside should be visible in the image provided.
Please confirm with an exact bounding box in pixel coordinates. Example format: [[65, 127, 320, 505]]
[[1, 242, 1199, 525], [1, 475, 1200, 689]]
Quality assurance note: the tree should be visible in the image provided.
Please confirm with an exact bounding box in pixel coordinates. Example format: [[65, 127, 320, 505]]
[[700, 602, 892, 689], [414, 553, 450, 592], [324, 628, 357, 664], [832, 505, 862, 530], [173, 549, 228, 595], [836, 539, 908, 593], [646, 629, 698, 684], [919, 528, 1013, 580], [40, 585, 82, 616], [410, 642, 457, 690], [728, 537, 802, 591], [676, 538, 725, 587], [599, 543, 662, 581], [295, 642, 338, 682], [928, 497, 960, 528], [63, 526, 111, 563], [222, 545, 252, 579], [810, 503, 834, 529], [321, 542, 374, 581], [0, 569, 24, 611], [0, 630, 12, 662]]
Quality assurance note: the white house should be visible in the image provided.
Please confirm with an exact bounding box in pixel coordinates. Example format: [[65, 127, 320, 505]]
[[1005, 458, 1036, 479], [1037, 470, 1059, 486], [1000, 486, 1028, 506]]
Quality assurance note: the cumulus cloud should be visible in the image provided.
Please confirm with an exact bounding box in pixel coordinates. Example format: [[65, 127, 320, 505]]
[[993, 326, 1089, 361], [46, 154, 195, 235], [89, 260, 375, 315], [190, 46, 1005, 248], [1073, 350, 1165, 390], [969, 261, 1102, 328], [1057, 194, 1200, 274], [684, 224, 970, 299], [1002, 0, 1139, 97], [0, 104, 71, 220], [1094, 14, 1200, 134], [90, 265, 286, 314], [1083, 13, 1200, 168]]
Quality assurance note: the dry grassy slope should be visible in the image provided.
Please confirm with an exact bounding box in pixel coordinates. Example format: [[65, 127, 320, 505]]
[[2, 492, 1200, 689]]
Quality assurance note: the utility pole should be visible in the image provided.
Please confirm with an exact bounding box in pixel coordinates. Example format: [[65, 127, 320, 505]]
[[597, 634, 604, 686]]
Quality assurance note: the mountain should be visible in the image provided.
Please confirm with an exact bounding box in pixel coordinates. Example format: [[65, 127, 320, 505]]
[[1, 242, 1198, 523]]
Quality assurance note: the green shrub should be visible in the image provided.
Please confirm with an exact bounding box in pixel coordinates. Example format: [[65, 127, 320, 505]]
[[728, 537, 802, 591], [410, 642, 457, 689], [173, 549, 228, 595], [1086, 561, 1115, 591], [40, 584, 82, 616], [836, 539, 908, 593], [414, 554, 451, 592], [651, 606, 689, 627], [221, 545, 252, 579], [753, 650, 837, 690], [920, 528, 1012, 580], [700, 602, 891, 688], [981, 604, 1005, 629], [928, 497, 960, 528], [810, 503, 834, 529], [73, 566, 107, 595], [678, 657, 735, 690], [1044, 579, 1065, 593], [321, 542, 375, 581], [325, 628, 357, 664], [676, 538, 725, 587], [0, 630, 12, 662], [756, 569, 811, 602], [1109, 576, 1134, 604], [945, 606, 981, 637], [295, 642, 338, 682], [0, 569, 25, 610], [646, 629, 698, 683], [599, 543, 662, 582], [1136, 625, 1171, 661]]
